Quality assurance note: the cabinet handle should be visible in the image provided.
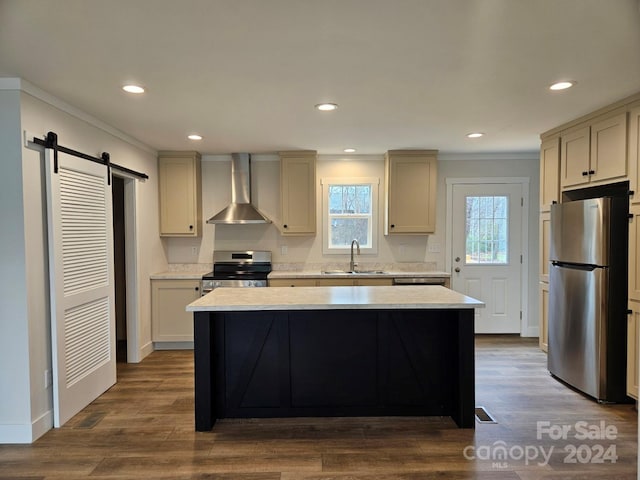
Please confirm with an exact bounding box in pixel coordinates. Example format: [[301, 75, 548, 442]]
[[390, 224, 395, 228], [628, 310, 633, 315], [195, 287, 199, 291], [582, 171, 589, 176], [589, 170, 595, 175], [189, 225, 194, 230], [283, 224, 288, 229]]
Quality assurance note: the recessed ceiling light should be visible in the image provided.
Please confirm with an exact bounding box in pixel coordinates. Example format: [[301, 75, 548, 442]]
[[188, 134, 203, 141], [344, 148, 356, 153], [122, 84, 145, 94], [466, 132, 484, 138], [549, 81, 575, 91], [315, 103, 338, 111]]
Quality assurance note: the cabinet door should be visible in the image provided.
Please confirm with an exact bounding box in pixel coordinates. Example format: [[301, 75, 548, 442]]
[[159, 153, 201, 236], [628, 105, 640, 205], [539, 137, 560, 212], [316, 278, 355, 286], [151, 279, 200, 343], [269, 279, 317, 287], [385, 151, 437, 234], [539, 212, 551, 282], [355, 278, 394, 286], [560, 125, 590, 189], [539, 282, 549, 352], [280, 152, 316, 235], [627, 302, 639, 400], [590, 112, 627, 184], [629, 204, 640, 302]]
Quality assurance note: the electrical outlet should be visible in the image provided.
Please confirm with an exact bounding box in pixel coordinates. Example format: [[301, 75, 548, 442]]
[[281, 245, 288, 255], [428, 243, 441, 253], [191, 246, 198, 256], [44, 369, 52, 388]]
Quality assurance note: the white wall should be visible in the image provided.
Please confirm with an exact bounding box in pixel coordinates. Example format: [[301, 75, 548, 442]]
[[166, 154, 538, 262], [164, 151, 540, 335], [165, 154, 438, 268], [0, 88, 33, 442], [0, 79, 167, 443]]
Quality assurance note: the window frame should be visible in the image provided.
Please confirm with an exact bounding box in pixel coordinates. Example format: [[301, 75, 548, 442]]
[[321, 177, 379, 255]]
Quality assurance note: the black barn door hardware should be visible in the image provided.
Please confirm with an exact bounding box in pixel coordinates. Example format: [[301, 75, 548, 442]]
[[33, 131, 149, 183]]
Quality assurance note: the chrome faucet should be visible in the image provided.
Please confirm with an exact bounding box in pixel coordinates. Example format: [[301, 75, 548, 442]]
[[350, 239, 360, 272]]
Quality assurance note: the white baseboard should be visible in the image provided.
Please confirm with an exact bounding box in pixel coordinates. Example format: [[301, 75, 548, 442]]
[[153, 341, 194, 350], [0, 410, 53, 444], [31, 410, 53, 441], [139, 341, 154, 360], [523, 326, 539, 338]]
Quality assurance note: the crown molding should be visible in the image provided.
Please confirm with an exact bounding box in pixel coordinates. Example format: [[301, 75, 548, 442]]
[[0, 77, 156, 155]]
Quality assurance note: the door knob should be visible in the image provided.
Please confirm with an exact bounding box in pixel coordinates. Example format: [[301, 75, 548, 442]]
[[454, 267, 461, 273], [455, 257, 460, 262]]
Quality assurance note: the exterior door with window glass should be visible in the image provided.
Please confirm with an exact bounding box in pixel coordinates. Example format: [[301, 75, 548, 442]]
[[451, 183, 522, 333]]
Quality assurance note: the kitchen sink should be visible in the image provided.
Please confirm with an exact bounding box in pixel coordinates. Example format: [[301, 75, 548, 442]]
[[322, 270, 387, 275]]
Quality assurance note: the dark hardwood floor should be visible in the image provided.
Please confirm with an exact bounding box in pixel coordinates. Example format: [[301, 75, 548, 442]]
[[0, 336, 636, 479]]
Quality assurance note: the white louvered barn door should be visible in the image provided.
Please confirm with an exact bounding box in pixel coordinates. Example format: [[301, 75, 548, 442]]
[[45, 149, 116, 427]]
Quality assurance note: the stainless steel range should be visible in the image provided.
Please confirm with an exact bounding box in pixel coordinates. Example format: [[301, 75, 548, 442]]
[[200, 250, 272, 296]]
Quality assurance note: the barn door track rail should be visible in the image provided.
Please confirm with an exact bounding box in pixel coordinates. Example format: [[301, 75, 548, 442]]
[[33, 131, 149, 183]]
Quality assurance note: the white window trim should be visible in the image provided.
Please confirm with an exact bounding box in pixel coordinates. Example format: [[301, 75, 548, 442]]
[[321, 177, 379, 255]]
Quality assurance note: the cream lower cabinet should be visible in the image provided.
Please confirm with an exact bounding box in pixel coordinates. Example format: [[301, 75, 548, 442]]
[[628, 205, 640, 399], [269, 278, 394, 287], [269, 279, 317, 287], [384, 150, 438, 234], [151, 279, 200, 345], [627, 302, 639, 400]]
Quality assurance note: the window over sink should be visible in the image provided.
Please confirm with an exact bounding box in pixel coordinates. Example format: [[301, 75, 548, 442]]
[[321, 177, 379, 255]]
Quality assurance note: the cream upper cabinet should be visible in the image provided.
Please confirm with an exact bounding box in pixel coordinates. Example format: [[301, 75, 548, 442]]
[[384, 150, 438, 234], [560, 125, 591, 189], [151, 279, 200, 343], [628, 105, 640, 205], [539, 136, 560, 212], [279, 150, 316, 235], [158, 151, 202, 237], [560, 112, 628, 191]]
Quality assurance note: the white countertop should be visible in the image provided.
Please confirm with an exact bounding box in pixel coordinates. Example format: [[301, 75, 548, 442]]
[[268, 270, 450, 279], [150, 271, 205, 280], [186, 285, 484, 312]]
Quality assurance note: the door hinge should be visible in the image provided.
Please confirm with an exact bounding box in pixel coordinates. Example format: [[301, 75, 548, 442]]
[[520, 254, 523, 264], [520, 311, 522, 320], [521, 197, 524, 207]]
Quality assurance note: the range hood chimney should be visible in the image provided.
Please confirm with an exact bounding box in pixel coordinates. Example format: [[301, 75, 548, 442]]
[[207, 153, 272, 224]]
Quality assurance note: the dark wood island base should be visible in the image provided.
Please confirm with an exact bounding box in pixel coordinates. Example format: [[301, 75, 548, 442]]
[[194, 307, 475, 430]]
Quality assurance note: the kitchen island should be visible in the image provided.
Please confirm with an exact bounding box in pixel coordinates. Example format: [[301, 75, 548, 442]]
[[187, 285, 484, 430]]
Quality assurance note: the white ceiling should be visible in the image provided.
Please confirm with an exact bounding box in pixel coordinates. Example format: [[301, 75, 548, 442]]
[[1, 0, 640, 155]]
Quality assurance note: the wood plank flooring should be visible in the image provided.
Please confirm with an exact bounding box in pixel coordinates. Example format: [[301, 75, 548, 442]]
[[0, 335, 636, 479]]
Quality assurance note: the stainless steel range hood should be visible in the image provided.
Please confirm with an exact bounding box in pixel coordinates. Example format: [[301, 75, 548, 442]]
[[207, 153, 272, 224]]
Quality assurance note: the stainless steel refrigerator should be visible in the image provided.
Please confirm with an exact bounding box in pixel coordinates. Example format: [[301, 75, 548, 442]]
[[548, 196, 628, 402]]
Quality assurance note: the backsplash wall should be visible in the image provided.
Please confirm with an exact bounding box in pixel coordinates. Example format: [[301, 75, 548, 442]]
[[164, 154, 437, 268]]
